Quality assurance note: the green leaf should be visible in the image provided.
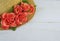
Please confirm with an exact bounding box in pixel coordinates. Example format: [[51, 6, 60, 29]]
[[34, 5, 36, 7], [22, 0, 29, 3], [10, 27, 17, 31], [17, 2, 21, 5], [27, 10, 30, 12], [8, 6, 14, 12]]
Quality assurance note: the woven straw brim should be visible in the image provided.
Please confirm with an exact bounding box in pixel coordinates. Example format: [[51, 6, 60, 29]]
[[0, 0, 22, 14]]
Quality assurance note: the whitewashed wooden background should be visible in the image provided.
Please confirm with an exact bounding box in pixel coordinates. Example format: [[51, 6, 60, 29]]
[[0, 0, 60, 41]]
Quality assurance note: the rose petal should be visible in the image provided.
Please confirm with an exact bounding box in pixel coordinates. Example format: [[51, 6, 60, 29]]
[[10, 21, 16, 27], [21, 2, 30, 11], [18, 14, 28, 23], [1, 21, 9, 30], [28, 4, 35, 14], [14, 5, 23, 14], [15, 15, 22, 26]]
